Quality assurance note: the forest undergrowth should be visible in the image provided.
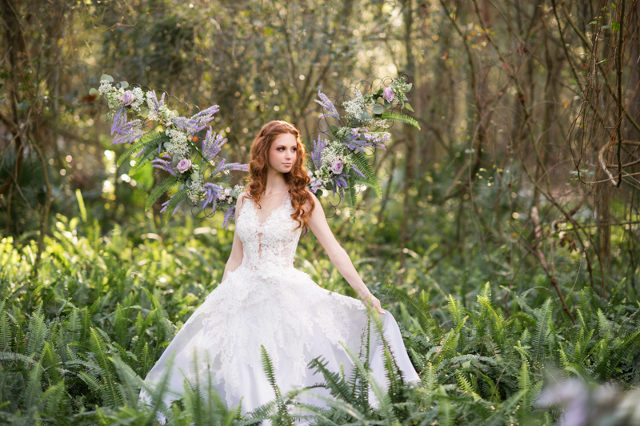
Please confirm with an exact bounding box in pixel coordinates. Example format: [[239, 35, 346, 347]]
[[1, 193, 639, 425]]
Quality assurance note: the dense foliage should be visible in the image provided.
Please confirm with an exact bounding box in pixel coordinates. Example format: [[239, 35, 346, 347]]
[[1, 190, 639, 424], [2, 0, 640, 424]]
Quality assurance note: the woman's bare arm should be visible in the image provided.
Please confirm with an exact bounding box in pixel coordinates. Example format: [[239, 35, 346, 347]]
[[221, 193, 246, 282], [306, 192, 384, 313]]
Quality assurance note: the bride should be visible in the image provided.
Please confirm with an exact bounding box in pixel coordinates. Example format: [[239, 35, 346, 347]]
[[139, 120, 420, 423]]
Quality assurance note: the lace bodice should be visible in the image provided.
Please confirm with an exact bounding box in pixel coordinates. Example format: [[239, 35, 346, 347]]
[[235, 192, 302, 273]]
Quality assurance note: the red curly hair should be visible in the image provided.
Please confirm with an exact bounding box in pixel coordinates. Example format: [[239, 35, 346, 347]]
[[246, 120, 315, 230]]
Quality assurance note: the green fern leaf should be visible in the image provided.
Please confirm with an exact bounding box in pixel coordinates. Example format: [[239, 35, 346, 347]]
[[380, 111, 421, 130], [164, 189, 188, 215], [145, 177, 178, 210], [116, 131, 167, 168]]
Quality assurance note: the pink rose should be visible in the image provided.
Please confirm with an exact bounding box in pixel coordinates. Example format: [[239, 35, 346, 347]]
[[177, 158, 192, 173], [330, 157, 344, 175], [121, 90, 134, 106], [383, 86, 395, 103]]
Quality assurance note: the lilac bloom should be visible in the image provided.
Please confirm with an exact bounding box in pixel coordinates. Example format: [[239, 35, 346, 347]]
[[383, 86, 395, 103], [311, 135, 327, 168], [222, 206, 235, 229], [314, 90, 340, 119]]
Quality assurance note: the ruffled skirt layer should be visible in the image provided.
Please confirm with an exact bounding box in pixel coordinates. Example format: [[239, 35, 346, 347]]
[[139, 266, 420, 423]]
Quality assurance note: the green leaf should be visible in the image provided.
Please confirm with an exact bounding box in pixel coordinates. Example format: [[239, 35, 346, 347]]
[[164, 190, 188, 214], [100, 74, 114, 83], [146, 177, 177, 210], [372, 104, 384, 115], [351, 151, 381, 197], [116, 131, 166, 168], [403, 102, 414, 112], [381, 111, 421, 130]]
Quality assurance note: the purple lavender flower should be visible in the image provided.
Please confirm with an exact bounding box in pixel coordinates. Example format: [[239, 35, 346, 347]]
[[160, 194, 184, 215], [222, 206, 235, 229], [151, 155, 177, 176], [177, 158, 192, 173], [110, 106, 143, 145], [314, 90, 340, 120], [309, 178, 323, 193], [226, 163, 249, 172], [330, 158, 344, 175], [383, 86, 395, 103], [332, 174, 350, 202], [189, 105, 220, 132], [121, 90, 134, 106], [173, 105, 220, 134], [311, 135, 327, 168], [202, 183, 223, 213], [202, 127, 226, 161], [147, 90, 166, 111], [350, 164, 365, 179]]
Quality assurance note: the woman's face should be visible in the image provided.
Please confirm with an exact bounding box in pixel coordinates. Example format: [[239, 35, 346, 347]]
[[267, 133, 298, 174]]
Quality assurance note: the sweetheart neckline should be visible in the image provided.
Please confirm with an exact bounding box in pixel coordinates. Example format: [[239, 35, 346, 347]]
[[246, 192, 291, 227]]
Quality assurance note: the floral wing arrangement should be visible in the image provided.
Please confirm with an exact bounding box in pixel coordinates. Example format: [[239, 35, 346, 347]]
[[91, 74, 247, 228], [309, 76, 420, 205]]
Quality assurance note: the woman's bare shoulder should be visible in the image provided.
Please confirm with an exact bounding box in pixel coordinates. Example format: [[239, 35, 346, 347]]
[[302, 189, 320, 214]]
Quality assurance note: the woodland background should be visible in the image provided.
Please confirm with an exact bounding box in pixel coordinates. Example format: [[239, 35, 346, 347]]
[[1, 0, 639, 424]]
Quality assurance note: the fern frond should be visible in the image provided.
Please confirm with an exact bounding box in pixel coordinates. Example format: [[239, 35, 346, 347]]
[[116, 131, 167, 168], [307, 356, 354, 403], [351, 151, 381, 197], [165, 189, 188, 214], [380, 111, 421, 130], [145, 177, 178, 210]]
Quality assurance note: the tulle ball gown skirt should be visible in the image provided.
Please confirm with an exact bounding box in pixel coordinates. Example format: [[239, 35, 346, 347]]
[[138, 265, 421, 423]]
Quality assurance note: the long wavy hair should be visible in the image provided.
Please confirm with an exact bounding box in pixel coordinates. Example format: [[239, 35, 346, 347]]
[[246, 120, 314, 230]]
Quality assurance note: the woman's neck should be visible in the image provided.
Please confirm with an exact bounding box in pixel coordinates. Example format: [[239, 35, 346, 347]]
[[264, 169, 288, 195]]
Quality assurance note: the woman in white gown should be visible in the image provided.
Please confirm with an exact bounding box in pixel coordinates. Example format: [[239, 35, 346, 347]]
[[139, 120, 420, 422]]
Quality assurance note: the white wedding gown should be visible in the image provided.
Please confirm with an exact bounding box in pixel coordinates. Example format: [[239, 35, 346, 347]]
[[139, 192, 420, 423]]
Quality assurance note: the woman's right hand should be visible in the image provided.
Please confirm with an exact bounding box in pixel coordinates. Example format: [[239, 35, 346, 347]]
[[359, 292, 385, 315]]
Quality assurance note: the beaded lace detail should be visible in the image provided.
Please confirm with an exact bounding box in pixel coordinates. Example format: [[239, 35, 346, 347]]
[[235, 191, 302, 273]]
